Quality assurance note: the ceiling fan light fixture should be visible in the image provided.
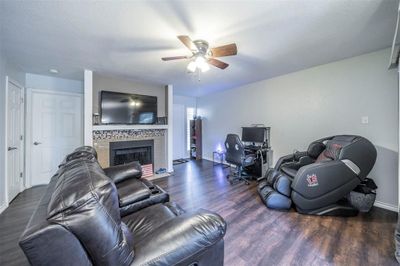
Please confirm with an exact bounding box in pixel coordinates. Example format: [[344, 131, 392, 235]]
[[199, 61, 210, 72], [163, 35, 236, 71], [187, 61, 197, 72], [186, 56, 209, 73], [195, 56, 209, 72], [194, 56, 206, 64]]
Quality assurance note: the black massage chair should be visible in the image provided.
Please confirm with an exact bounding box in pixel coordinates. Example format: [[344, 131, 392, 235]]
[[258, 135, 377, 216]]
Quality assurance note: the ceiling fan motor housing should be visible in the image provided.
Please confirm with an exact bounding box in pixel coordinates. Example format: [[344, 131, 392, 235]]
[[193, 40, 209, 55]]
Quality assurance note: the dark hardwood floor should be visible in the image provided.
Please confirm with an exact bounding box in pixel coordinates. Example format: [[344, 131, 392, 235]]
[[0, 159, 398, 265], [0, 184, 47, 265]]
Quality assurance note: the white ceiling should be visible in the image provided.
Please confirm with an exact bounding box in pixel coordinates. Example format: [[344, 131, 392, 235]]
[[0, 0, 398, 96]]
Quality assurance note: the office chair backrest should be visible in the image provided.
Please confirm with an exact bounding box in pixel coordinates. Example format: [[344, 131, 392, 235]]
[[225, 134, 245, 166]]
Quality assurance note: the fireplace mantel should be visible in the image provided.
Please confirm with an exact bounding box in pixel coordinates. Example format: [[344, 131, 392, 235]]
[[93, 124, 168, 131]]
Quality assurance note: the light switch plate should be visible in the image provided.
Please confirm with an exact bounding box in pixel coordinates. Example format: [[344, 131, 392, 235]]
[[361, 116, 369, 124]]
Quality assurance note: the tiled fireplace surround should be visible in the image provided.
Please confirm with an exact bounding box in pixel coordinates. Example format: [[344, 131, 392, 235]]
[[93, 129, 167, 172]]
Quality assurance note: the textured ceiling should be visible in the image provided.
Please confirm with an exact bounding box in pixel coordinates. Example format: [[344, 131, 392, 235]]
[[0, 0, 398, 96]]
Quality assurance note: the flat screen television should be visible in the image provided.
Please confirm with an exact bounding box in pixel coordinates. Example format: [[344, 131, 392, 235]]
[[100, 91, 157, 124]]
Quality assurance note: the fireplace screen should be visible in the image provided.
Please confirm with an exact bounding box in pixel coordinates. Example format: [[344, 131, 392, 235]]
[[113, 146, 152, 166], [110, 140, 154, 177]]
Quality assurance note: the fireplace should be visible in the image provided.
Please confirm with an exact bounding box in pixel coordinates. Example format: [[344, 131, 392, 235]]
[[110, 140, 154, 177]]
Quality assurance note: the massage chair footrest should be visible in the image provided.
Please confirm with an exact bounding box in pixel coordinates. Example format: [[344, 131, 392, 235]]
[[258, 184, 292, 210], [296, 200, 359, 216]]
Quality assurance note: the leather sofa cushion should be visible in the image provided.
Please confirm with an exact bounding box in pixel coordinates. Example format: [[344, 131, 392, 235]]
[[117, 179, 151, 206], [122, 203, 185, 240], [47, 159, 135, 266], [130, 208, 226, 266]]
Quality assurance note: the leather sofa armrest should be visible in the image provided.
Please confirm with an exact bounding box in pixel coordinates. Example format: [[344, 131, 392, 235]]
[[131, 209, 226, 266], [103, 161, 142, 184]]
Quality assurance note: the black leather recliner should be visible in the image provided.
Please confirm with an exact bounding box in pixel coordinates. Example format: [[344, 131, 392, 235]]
[[19, 149, 226, 265], [258, 135, 377, 216], [65, 146, 169, 216]]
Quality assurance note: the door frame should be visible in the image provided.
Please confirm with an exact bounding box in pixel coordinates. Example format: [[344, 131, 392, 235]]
[[25, 88, 84, 187], [4, 76, 25, 205]]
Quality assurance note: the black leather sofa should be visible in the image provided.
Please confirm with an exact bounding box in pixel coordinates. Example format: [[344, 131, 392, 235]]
[[19, 148, 226, 266], [258, 135, 377, 216], [65, 146, 170, 216]]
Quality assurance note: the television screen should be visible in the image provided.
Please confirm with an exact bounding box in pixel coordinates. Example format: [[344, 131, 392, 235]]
[[242, 127, 266, 143], [100, 91, 157, 124]]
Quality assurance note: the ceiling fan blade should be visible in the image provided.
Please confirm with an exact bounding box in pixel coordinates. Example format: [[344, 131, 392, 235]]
[[210, 43, 237, 57], [177, 35, 197, 51], [161, 56, 189, 61], [208, 58, 229, 69]]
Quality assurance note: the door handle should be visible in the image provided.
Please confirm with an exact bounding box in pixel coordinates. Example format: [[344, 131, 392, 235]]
[[8, 147, 17, 151], [33, 141, 42, 146]]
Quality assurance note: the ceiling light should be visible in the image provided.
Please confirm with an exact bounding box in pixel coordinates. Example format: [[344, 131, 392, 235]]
[[199, 61, 210, 72], [194, 56, 206, 65], [187, 56, 210, 73], [130, 100, 142, 107], [187, 61, 197, 72], [49, 69, 59, 74], [195, 56, 209, 72]]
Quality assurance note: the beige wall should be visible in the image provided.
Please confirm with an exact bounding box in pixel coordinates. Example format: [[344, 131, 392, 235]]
[[198, 48, 398, 208], [93, 73, 166, 117]]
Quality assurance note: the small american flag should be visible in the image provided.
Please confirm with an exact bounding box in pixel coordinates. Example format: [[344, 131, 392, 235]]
[[142, 164, 153, 178]]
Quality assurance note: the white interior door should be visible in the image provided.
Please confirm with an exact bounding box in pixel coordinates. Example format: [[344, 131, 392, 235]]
[[30, 90, 83, 186], [7, 80, 24, 202], [173, 104, 185, 160]]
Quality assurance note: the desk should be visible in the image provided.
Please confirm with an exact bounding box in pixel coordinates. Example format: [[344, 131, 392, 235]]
[[244, 146, 272, 178]]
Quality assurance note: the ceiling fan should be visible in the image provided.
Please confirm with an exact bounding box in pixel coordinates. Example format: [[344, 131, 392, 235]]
[[162, 35, 237, 72]]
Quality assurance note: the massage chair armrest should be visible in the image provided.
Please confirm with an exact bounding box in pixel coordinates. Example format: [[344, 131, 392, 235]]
[[291, 160, 360, 200], [274, 154, 295, 169], [274, 151, 309, 169], [132, 209, 226, 266], [103, 161, 142, 184]]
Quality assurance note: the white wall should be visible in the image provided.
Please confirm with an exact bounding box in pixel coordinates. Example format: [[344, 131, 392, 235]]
[[174, 95, 196, 108], [198, 48, 398, 208], [0, 45, 26, 211], [25, 73, 83, 93], [173, 95, 197, 158], [93, 74, 166, 117]]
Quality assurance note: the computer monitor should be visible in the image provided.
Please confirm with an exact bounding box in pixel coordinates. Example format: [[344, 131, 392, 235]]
[[242, 127, 266, 143]]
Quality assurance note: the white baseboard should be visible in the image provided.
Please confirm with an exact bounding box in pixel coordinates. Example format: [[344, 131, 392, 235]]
[[203, 156, 230, 166], [202, 156, 213, 162], [374, 201, 398, 212], [0, 203, 8, 214]]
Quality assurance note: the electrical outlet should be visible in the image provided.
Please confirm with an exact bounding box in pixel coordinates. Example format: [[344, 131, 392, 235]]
[[361, 116, 369, 124]]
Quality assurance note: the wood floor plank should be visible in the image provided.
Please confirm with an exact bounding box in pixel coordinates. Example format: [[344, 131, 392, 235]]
[[153, 160, 398, 266], [0, 160, 397, 265]]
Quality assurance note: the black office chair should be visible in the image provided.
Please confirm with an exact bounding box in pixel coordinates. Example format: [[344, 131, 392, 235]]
[[225, 134, 255, 185]]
